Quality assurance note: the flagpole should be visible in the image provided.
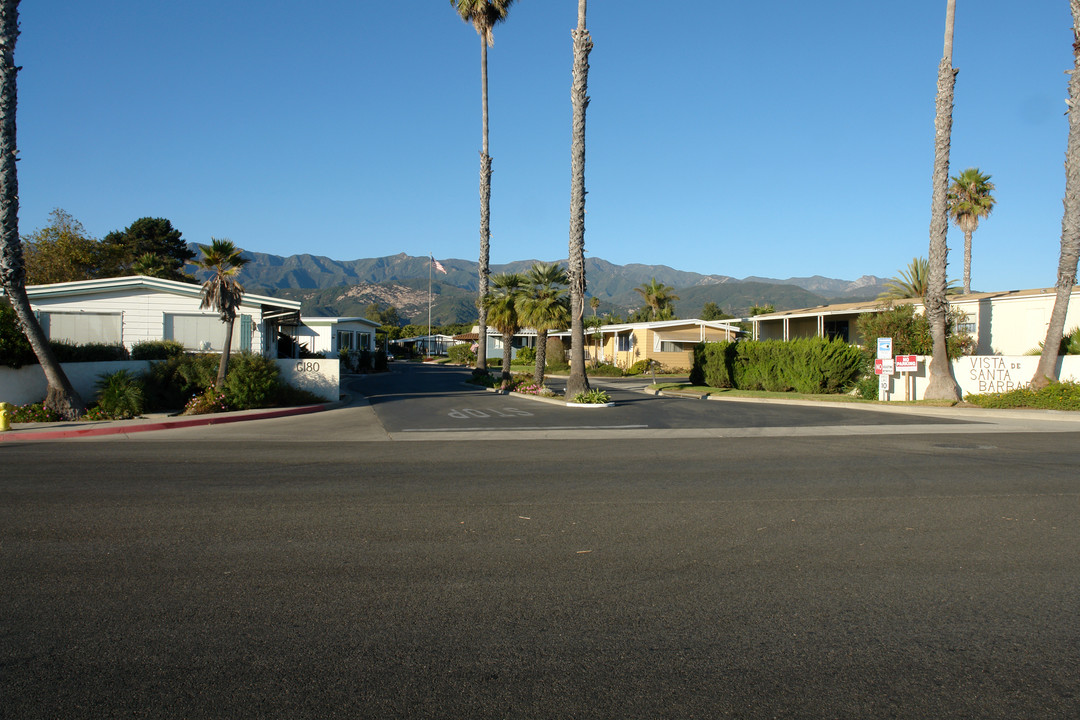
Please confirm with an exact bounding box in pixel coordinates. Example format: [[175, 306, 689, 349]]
[[428, 253, 433, 358]]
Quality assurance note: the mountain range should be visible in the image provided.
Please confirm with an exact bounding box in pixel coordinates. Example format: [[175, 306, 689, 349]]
[[187, 246, 887, 325]]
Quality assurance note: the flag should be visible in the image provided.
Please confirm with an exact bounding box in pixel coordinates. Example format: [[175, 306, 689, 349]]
[[433, 259, 447, 274]]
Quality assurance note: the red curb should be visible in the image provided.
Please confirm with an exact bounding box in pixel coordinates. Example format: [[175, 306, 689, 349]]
[[0, 404, 328, 442]]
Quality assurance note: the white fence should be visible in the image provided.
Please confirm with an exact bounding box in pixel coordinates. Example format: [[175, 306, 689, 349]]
[[0, 358, 340, 406], [880, 355, 1080, 401]]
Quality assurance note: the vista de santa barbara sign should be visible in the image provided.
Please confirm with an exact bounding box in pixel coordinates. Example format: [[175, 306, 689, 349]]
[[964, 356, 1031, 394]]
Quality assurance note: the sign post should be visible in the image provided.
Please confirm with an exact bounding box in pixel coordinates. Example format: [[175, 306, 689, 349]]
[[895, 354, 918, 401], [875, 338, 893, 401]]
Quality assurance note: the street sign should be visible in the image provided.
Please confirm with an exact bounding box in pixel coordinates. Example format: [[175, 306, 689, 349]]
[[877, 337, 893, 359], [874, 359, 895, 376], [895, 355, 918, 372], [879, 375, 891, 391]]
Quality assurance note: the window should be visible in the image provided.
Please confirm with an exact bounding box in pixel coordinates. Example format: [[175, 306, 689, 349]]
[[165, 314, 248, 351], [359, 333, 371, 350], [824, 320, 849, 343], [659, 341, 692, 352], [957, 322, 975, 335], [43, 312, 122, 345], [337, 331, 354, 350], [617, 335, 632, 352]]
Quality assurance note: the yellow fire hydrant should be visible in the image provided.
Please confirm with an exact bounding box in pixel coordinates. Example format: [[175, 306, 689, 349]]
[[0, 401, 13, 432]]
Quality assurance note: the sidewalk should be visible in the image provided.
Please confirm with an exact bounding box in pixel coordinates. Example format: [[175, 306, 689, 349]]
[[0, 403, 330, 442]]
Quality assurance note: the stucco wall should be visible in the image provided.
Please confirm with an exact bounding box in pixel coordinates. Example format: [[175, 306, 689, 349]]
[[0, 360, 152, 406], [0, 358, 340, 406], [878, 355, 1080, 400], [276, 359, 340, 401]]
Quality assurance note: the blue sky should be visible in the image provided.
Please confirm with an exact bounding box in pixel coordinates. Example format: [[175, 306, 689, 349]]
[[14, 1, 1075, 292]]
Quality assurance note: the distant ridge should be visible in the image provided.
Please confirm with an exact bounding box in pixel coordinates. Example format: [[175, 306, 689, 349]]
[[187, 246, 887, 323]]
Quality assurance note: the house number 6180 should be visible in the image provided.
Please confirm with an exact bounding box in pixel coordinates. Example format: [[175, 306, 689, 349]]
[[295, 361, 320, 373]]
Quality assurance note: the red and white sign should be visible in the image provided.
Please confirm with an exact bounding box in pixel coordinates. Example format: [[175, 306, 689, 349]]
[[874, 359, 895, 376], [895, 355, 918, 372]]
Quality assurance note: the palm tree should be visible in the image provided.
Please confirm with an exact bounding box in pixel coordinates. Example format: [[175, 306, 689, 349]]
[[947, 167, 996, 294], [878, 257, 960, 300], [1033, 0, 1080, 389], [924, 0, 962, 401], [517, 262, 569, 386], [451, 0, 516, 376], [130, 252, 170, 279], [566, 0, 593, 398], [633, 277, 680, 320], [481, 272, 525, 389], [194, 238, 250, 387], [0, 1, 84, 419], [589, 295, 600, 316]]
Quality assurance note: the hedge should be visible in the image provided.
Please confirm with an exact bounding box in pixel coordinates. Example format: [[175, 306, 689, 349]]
[[690, 338, 862, 394]]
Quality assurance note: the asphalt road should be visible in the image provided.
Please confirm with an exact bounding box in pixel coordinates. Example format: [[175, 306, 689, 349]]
[[2, 364, 1078, 719]]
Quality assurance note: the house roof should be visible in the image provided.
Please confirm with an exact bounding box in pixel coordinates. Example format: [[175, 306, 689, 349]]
[[749, 286, 1077, 322], [303, 316, 381, 328], [22, 274, 302, 311], [550, 318, 743, 336]]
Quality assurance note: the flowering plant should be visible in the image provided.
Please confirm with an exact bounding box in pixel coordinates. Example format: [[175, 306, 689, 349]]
[[183, 384, 232, 415]]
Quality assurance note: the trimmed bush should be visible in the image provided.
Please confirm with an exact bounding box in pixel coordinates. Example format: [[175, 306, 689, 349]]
[[448, 343, 476, 365], [588, 363, 624, 377], [50, 341, 129, 363], [691, 337, 862, 394], [515, 346, 536, 363], [131, 340, 185, 360]]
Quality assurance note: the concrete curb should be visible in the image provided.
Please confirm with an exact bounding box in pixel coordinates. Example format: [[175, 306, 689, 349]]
[[0, 403, 329, 442], [645, 386, 1080, 423]]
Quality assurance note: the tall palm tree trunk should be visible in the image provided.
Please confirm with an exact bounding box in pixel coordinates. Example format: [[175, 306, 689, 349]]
[[962, 229, 973, 294], [500, 330, 512, 388], [476, 36, 491, 375], [566, 0, 592, 398], [0, 0, 83, 418], [534, 328, 548, 385], [924, 0, 962, 401], [1033, 0, 1080, 389], [217, 317, 235, 387]]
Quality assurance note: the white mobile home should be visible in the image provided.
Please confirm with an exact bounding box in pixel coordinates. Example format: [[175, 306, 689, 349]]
[[17, 275, 302, 356]]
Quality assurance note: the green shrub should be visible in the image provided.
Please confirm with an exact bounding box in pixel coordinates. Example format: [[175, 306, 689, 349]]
[[448, 343, 476, 364], [625, 359, 655, 376], [222, 352, 281, 410], [50, 341, 129, 363], [94, 369, 145, 419], [690, 342, 737, 388], [0, 300, 35, 368], [10, 402, 64, 423], [144, 353, 219, 411], [964, 381, 1080, 411], [588, 363, 624, 377], [571, 389, 611, 404], [130, 340, 185, 360], [183, 384, 231, 415], [272, 382, 326, 407], [515, 346, 536, 363], [853, 351, 879, 400], [691, 337, 863, 394], [855, 303, 973, 359]]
